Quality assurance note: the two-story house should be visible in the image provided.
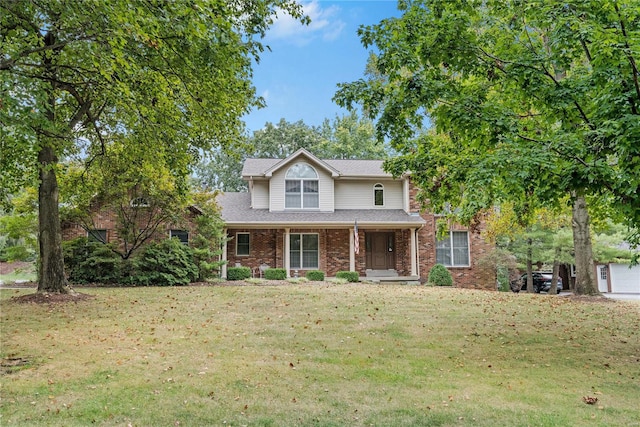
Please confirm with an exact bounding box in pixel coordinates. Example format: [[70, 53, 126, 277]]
[[218, 148, 495, 288]]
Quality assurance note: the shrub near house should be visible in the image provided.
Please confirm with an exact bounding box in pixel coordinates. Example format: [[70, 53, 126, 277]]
[[62, 194, 225, 285], [64, 237, 200, 286]]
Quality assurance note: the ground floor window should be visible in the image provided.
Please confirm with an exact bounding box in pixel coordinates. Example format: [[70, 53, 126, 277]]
[[88, 229, 107, 243], [290, 233, 319, 269], [436, 231, 469, 266], [236, 232, 250, 256], [170, 229, 189, 245]]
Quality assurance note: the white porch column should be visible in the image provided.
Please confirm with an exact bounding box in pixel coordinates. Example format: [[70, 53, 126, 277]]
[[410, 228, 417, 276], [284, 228, 291, 278], [221, 228, 228, 279], [349, 227, 355, 272]]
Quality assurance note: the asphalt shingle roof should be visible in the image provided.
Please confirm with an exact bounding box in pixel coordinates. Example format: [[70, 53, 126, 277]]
[[242, 158, 390, 178], [217, 192, 425, 228]]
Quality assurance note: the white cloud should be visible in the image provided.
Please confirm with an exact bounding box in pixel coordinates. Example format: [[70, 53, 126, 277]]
[[267, 1, 345, 46]]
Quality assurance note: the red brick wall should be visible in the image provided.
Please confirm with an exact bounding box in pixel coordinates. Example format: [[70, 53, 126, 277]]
[[61, 206, 199, 255], [409, 176, 496, 290], [227, 229, 278, 271], [228, 228, 353, 277]]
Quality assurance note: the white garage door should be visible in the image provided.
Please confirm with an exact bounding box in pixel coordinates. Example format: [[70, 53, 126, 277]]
[[610, 264, 640, 294]]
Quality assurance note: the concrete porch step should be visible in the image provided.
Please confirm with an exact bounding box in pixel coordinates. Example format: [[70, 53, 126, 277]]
[[363, 275, 421, 285], [365, 269, 398, 278]]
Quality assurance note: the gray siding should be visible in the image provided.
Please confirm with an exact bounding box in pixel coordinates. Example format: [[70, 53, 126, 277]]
[[335, 180, 403, 209], [269, 161, 334, 212], [252, 181, 269, 209]]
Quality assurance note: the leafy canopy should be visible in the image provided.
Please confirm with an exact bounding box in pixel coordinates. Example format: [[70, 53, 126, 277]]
[[0, 0, 308, 202], [335, 0, 640, 235]]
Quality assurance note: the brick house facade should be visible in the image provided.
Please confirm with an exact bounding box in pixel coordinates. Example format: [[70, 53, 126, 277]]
[[61, 204, 201, 254], [218, 148, 496, 289]]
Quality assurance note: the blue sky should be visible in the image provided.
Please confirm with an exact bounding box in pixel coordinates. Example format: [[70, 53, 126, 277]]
[[243, 0, 400, 133]]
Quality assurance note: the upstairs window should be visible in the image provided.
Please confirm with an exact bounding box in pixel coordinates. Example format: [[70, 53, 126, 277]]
[[285, 163, 319, 209], [170, 229, 189, 245], [374, 183, 384, 206], [436, 231, 469, 267]]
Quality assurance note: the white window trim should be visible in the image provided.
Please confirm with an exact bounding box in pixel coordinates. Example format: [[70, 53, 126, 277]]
[[285, 164, 319, 210], [289, 232, 319, 270], [436, 231, 470, 267], [373, 183, 384, 207], [236, 232, 250, 256]]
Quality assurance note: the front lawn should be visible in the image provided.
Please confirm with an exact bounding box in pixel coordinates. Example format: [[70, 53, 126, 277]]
[[1, 285, 638, 426]]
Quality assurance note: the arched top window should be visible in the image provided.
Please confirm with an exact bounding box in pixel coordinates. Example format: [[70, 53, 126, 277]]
[[130, 197, 149, 208], [373, 183, 384, 206], [285, 163, 319, 209], [285, 163, 318, 179]]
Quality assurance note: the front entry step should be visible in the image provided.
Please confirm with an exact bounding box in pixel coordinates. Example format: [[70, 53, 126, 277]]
[[365, 269, 398, 278]]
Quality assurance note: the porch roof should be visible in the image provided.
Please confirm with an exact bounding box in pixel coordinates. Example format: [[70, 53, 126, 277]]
[[217, 192, 425, 229]]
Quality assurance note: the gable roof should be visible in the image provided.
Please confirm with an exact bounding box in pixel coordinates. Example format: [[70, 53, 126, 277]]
[[242, 148, 391, 179], [262, 148, 340, 178]]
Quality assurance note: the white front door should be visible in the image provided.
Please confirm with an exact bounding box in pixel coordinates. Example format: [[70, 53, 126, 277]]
[[596, 265, 609, 292]]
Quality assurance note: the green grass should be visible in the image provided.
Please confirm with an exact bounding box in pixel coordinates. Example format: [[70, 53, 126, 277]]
[[0, 264, 36, 284], [1, 285, 639, 426]]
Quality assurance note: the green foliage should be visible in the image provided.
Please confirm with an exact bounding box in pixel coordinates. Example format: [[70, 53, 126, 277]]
[[335, 0, 640, 273], [195, 113, 391, 192], [0, 189, 37, 262], [227, 266, 252, 281], [316, 111, 389, 160], [264, 268, 287, 280], [0, 0, 307, 291], [336, 271, 360, 282], [427, 264, 453, 287], [305, 270, 325, 281], [132, 239, 198, 286], [63, 238, 122, 284], [190, 192, 227, 281]]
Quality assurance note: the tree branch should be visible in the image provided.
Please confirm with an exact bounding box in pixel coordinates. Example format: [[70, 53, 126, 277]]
[[614, 3, 640, 115]]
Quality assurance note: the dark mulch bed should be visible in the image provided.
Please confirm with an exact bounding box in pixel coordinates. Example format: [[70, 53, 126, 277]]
[[564, 294, 616, 303], [10, 291, 95, 304]]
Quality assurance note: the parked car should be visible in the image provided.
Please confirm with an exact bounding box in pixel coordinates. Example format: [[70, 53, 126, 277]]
[[517, 272, 563, 293]]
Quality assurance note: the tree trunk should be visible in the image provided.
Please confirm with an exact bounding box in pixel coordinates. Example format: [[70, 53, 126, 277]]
[[549, 247, 560, 295], [37, 144, 71, 293], [526, 237, 534, 293], [571, 194, 598, 295], [36, 30, 71, 294]]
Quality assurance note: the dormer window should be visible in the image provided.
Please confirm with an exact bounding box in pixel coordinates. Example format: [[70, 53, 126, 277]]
[[285, 163, 319, 209], [374, 183, 384, 206]]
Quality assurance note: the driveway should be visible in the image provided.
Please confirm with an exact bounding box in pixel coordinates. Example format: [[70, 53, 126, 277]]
[[602, 293, 640, 301]]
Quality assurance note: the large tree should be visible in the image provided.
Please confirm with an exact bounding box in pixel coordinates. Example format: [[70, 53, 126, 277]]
[[0, 0, 306, 293], [195, 113, 390, 191], [336, 0, 640, 295]]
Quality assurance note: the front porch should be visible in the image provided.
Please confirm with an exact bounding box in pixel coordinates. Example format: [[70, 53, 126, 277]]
[[221, 226, 422, 280]]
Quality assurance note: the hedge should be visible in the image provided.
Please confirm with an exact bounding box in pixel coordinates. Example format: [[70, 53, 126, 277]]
[[264, 268, 287, 280], [227, 266, 251, 281], [336, 271, 359, 282], [427, 263, 453, 286], [305, 270, 325, 281]]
